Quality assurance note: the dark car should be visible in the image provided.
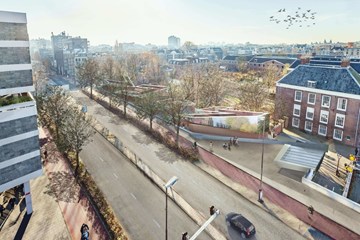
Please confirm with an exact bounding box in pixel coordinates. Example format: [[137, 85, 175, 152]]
[[226, 213, 256, 239]]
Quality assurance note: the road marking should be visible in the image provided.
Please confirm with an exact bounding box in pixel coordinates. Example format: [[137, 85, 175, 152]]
[[153, 219, 161, 228], [99, 157, 104, 162], [113, 173, 118, 179], [130, 193, 137, 200]]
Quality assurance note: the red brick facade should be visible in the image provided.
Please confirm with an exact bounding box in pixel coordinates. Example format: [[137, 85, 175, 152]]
[[276, 86, 360, 146]]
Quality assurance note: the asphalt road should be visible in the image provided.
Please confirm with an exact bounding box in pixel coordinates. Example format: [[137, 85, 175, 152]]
[[73, 91, 305, 240], [80, 133, 212, 240]]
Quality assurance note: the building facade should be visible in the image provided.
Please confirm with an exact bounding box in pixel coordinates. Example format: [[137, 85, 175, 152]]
[[168, 35, 181, 49], [0, 11, 42, 214], [276, 64, 360, 146]]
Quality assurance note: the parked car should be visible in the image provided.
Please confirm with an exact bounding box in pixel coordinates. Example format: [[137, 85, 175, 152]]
[[226, 212, 256, 239]]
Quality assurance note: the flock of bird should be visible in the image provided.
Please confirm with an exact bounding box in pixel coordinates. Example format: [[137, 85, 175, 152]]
[[269, 7, 317, 29]]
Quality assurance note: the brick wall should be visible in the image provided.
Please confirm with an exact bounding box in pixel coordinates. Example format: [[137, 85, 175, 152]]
[[0, 136, 39, 163], [276, 86, 360, 146], [0, 116, 37, 139], [0, 22, 28, 41], [0, 70, 33, 89], [0, 156, 41, 185], [0, 47, 30, 64]]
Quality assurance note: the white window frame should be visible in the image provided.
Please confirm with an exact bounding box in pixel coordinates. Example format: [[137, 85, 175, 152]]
[[307, 81, 317, 88], [307, 93, 316, 105], [333, 129, 343, 141], [321, 95, 331, 108], [337, 98, 347, 111], [292, 117, 300, 128], [319, 110, 329, 124], [305, 121, 313, 132], [294, 91, 302, 102], [306, 107, 314, 120], [335, 113, 345, 128], [318, 125, 327, 136], [293, 104, 301, 117]]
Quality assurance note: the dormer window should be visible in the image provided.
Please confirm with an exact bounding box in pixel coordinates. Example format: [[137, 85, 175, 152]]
[[307, 81, 317, 88]]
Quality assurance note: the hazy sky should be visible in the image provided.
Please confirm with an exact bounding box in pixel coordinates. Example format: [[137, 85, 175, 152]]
[[2, 0, 359, 46]]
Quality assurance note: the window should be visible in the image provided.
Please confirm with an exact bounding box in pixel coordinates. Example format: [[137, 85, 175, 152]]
[[318, 125, 327, 136], [294, 91, 302, 102], [333, 129, 343, 141], [319, 110, 329, 124], [306, 107, 314, 120], [321, 95, 331, 108], [307, 81, 317, 88], [335, 114, 345, 128], [305, 121, 313, 132], [307, 93, 316, 105], [337, 98, 347, 111], [293, 104, 301, 117], [292, 117, 300, 128]]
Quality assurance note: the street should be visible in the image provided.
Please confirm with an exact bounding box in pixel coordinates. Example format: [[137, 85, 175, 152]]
[[80, 133, 212, 240]]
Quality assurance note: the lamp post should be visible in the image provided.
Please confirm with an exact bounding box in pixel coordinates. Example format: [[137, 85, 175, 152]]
[[258, 114, 267, 203], [165, 176, 178, 240]]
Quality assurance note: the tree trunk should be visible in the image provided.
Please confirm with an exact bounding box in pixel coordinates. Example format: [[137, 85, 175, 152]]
[[90, 85, 93, 99], [75, 151, 79, 176], [175, 125, 180, 146], [150, 118, 153, 131]]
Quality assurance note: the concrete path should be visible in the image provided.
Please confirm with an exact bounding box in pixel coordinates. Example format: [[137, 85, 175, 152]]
[[39, 127, 108, 240]]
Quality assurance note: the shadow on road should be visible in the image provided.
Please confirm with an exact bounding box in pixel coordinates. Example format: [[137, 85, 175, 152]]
[[13, 213, 32, 240]]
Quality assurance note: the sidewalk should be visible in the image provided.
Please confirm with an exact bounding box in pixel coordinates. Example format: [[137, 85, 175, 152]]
[[39, 127, 108, 240]]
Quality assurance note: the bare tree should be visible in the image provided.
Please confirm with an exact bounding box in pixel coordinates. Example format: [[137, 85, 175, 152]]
[[237, 81, 269, 112], [112, 65, 133, 118], [101, 56, 116, 81], [135, 91, 164, 131], [163, 81, 193, 145], [141, 53, 165, 84], [61, 105, 95, 174], [32, 61, 49, 97], [76, 58, 101, 99]]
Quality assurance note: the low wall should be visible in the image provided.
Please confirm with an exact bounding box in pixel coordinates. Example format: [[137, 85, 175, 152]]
[[302, 176, 360, 213], [197, 147, 360, 240], [187, 123, 262, 138]]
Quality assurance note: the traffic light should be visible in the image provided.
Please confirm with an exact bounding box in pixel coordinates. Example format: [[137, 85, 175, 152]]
[[182, 232, 188, 240], [210, 206, 215, 215]]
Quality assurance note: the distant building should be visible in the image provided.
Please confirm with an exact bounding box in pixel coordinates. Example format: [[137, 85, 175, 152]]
[[51, 31, 88, 76], [248, 56, 297, 72], [168, 35, 181, 49], [0, 10, 42, 214]]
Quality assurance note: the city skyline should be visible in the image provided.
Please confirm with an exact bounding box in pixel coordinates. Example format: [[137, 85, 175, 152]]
[[2, 0, 360, 46]]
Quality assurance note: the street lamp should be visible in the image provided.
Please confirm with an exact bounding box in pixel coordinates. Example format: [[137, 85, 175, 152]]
[[258, 114, 267, 203], [165, 176, 178, 240]]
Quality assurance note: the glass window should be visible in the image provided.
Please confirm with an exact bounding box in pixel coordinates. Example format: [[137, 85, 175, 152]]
[[333, 129, 343, 141], [319, 110, 329, 124], [293, 104, 301, 117], [318, 125, 327, 136], [337, 98, 347, 111], [292, 117, 300, 128], [306, 107, 314, 120], [307, 81, 317, 88], [321, 95, 331, 108], [305, 121, 313, 132], [335, 114, 345, 128], [294, 91, 302, 102], [308, 93, 316, 105]]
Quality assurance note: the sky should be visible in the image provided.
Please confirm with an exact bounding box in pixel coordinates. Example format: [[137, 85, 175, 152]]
[[2, 0, 360, 46]]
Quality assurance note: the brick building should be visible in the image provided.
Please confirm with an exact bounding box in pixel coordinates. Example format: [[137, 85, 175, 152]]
[[0, 11, 42, 214], [276, 64, 360, 146]]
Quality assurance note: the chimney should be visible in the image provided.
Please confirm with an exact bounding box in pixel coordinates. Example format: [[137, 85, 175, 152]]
[[300, 57, 310, 65], [341, 59, 350, 67]]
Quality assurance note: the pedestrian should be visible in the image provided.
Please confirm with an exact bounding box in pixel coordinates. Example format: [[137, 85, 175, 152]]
[[355, 147, 358, 156], [81, 223, 90, 240], [0, 204, 3, 217], [229, 138, 232, 146], [209, 141, 213, 152], [193, 141, 197, 149], [228, 144, 231, 151], [223, 142, 227, 149], [44, 150, 48, 160]]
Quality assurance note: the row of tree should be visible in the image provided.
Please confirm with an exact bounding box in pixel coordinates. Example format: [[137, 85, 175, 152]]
[[36, 86, 95, 173]]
